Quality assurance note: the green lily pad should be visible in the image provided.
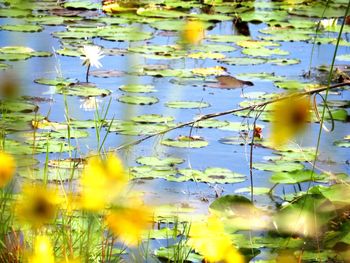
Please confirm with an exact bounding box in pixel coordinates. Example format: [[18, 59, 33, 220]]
[[189, 13, 232, 22], [136, 156, 184, 166], [209, 195, 251, 213], [0, 53, 31, 61], [1, 24, 43, 32], [269, 58, 300, 66], [334, 139, 350, 147], [101, 31, 153, 42], [270, 170, 325, 184], [34, 77, 75, 86], [155, 245, 203, 262], [253, 161, 304, 173], [30, 140, 75, 154], [109, 122, 170, 136], [192, 44, 236, 53], [194, 119, 229, 129], [131, 114, 174, 123], [236, 72, 286, 82], [129, 165, 177, 180], [288, 3, 345, 18], [89, 70, 123, 78], [136, 8, 188, 18], [240, 10, 287, 23], [119, 84, 156, 93], [0, 63, 10, 70], [143, 227, 179, 240], [25, 15, 65, 26], [48, 158, 86, 169], [336, 54, 350, 61], [237, 40, 280, 48], [242, 47, 289, 57], [63, 1, 101, 9], [219, 57, 266, 65], [56, 48, 82, 57], [56, 83, 111, 97], [207, 34, 250, 43], [118, 95, 158, 105], [265, 151, 316, 162], [0, 8, 31, 18], [161, 136, 209, 148], [165, 101, 210, 109], [0, 100, 38, 113], [203, 167, 246, 184]]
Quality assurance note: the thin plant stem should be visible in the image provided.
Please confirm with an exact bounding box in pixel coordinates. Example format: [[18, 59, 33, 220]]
[[86, 64, 91, 83]]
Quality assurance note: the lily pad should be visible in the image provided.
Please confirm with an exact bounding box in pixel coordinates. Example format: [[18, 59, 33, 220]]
[[136, 156, 184, 166], [270, 170, 325, 184], [161, 136, 208, 148], [1, 24, 43, 32], [242, 47, 289, 57], [131, 114, 174, 123], [219, 57, 266, 65], [253, 161, 304, 173], [165, 101, 210, 109], [119, 84, 156, 93], [56, 83, 111, 97], [118, 95, 158, 105]]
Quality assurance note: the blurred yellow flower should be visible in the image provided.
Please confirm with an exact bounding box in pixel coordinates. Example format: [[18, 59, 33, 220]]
[[80, 154, 128, 211], [0, 151, 15, 188], [28, 235, 55, 263], [16, 184, 60, 228], [188, 216, 244, 263], [181, 20, 205, 45], [105, 203, 153, 246], [270, 94, 311, 147]]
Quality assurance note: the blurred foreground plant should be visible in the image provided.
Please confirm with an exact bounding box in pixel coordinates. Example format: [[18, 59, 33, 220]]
[[188, 215, 244, 263], [270, 94, 311, 147], [0, 152, 15, 188], [180, 19, 205, 46]]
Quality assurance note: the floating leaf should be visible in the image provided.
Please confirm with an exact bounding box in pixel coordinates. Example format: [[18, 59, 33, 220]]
[[165, 101, 210, 109], [270, 170, 325, 184], [56, 83, 111, 97], [131, 114, 174, 123], [136, 156, 184, 166], [161, 136, 208, 148], [119, 84, 156, 93], [118, 95, 158, 105], [1, 24, 43, 32], [253, 161, 304, 173]]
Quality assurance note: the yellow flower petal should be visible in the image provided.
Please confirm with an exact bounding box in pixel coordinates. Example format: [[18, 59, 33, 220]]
[[0, 151, 15, 188], [29, 235, 55, 263], [105, 204, 153, 246], [270, 94, 311, 147], [80, 154, 128, 211]]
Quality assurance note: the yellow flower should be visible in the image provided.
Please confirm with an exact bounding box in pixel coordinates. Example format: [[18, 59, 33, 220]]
[[28, 235, 55, 263], [188, 216, 244, 263], [181, 20, 205, 45], [105, 203, 153, 246], [0, 151, 15, 188], [270, 94, 311, 147], [79, 154, 128, 211], [16, 184, 60, 228]]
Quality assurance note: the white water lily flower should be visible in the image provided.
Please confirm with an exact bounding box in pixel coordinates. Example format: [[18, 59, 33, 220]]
[[80, 45, 104, 68], [319, 18, 338, 29]]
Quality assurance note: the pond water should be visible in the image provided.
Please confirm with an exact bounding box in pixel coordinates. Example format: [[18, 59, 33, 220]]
[[1, 0, 350, 262]]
